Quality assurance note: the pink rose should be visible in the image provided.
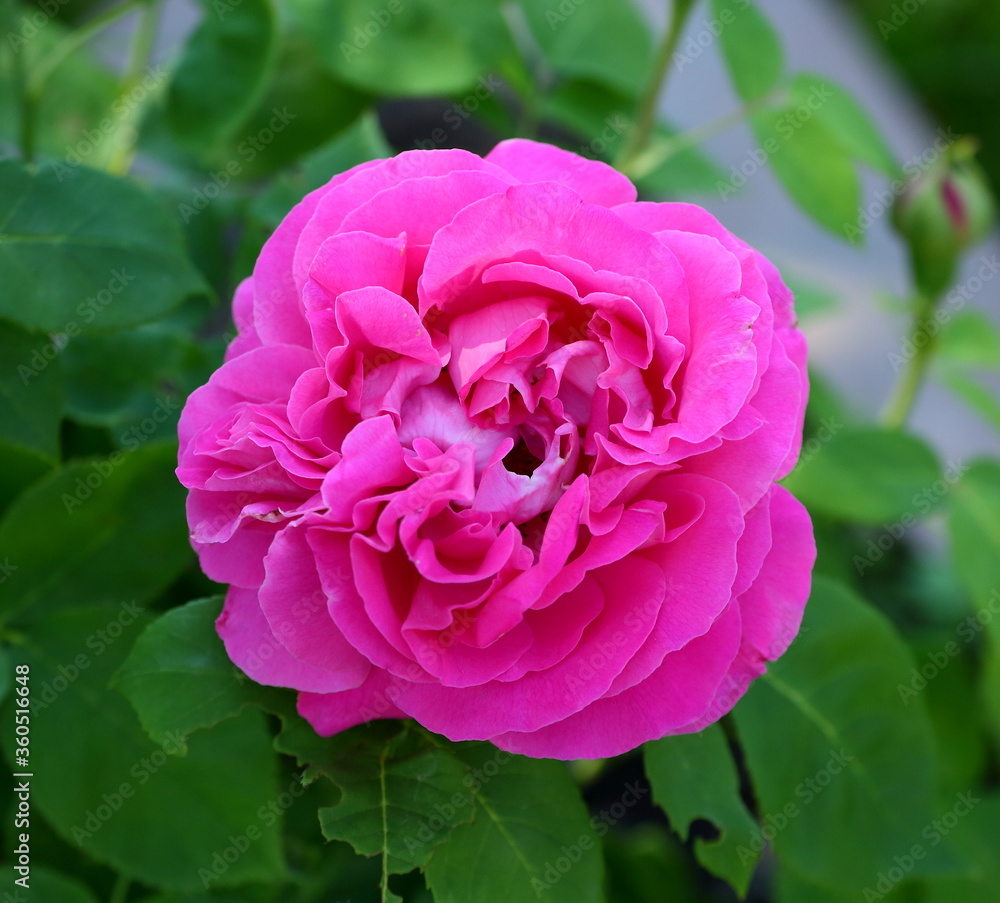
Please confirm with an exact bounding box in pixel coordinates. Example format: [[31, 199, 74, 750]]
[[177, 139, 815, 759]]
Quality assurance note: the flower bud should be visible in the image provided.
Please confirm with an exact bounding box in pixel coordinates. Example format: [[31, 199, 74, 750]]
[[892, 137, 995, 297]]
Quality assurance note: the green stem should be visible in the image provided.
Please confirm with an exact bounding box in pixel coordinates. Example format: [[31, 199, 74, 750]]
[[615, 0, 698, 174], [105, 0, 160, 176], [881, 293, 938, 429], [621, 88, 784, 181]]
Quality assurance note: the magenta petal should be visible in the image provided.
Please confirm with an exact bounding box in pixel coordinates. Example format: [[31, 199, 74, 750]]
[[258, 525, 371, 688], [487, 138, 637, 207], [216, 586, 366, 693], [298, 668, 406, 735], [492, 603, 743, 759]]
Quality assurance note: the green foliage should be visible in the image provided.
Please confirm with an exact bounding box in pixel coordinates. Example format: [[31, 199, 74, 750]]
[[948, 461, 1000, 741], [166, 0, 278, 153], [114, 597, 285, 753], [0, 605, 285, 890], [295, 0, 518, 96], [424, 745, 605, 903], [644, 724, 759, 894], [711, 0, 785, 102], [734, 578, 962, 892], [782, 426, 941, 523], [0, 444, 191, 622], [0, 321, 64, 461], [519, 0, 653, 96], [0, 161, 207, 333]]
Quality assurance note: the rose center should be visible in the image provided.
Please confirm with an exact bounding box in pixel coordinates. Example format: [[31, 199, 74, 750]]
[[504, 437, 543, 476]]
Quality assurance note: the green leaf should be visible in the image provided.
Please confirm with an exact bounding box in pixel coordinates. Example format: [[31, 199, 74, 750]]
[[296, 0, 517, 96], [938, 370, 1000, 432], [0, 321, 64, 461], [911, 631, 989, 796], [0, 443, 191, 622], [643, 724, 759, 895], [775, 867, 923, 902], [948, 460, 1000, 739], [782, 426, 941, 524], [0, 605, 285, 890], [0, 442, 53, 512], [167, 0, 278, 152], [733, 577, 960, 892], [792, 73, 898, 175], [251, 112, 391, 229], [710, 0, 784, 102], [0, 161, 206, 334], [935, 310, 1000, 370], [425, 745, 605, 903], [749, 105, 861, 238], [925, 794, 1000, 903], [114, 597, 285, 753], [0, 866, 99, 903], [948, 460, 1000, 608], [519, 0, 653, 96], [58, 322, 206, 429], [317, 728, 475, 879]]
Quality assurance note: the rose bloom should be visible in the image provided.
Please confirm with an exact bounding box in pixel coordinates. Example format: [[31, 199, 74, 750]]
[[177, 139, 814, 759]]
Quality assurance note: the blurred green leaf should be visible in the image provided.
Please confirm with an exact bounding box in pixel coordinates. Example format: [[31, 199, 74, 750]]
[[0, 161, 206, 334], [58, 321, 211, 432], [204, 30, 371, 180], [0, 605, 285, 891], [251, 112, 391, 229], [749, 105, 861, 238], [114, 597, 285, 753], [938, 370, 1000, 432], [792, 73, 899, 175], [734, 578, 960, 891], [294, 0, 516, 96], [935, 310, 1000, 370], [910, 631, 989, 796], [924, 794, 1000, 903], [711, 0, 784, 102], [782, 426, 941, 524], [0, 443, 191, 623], [775, 867, 924, 902], [949, 460, 1000, 607], [948, 460, 1000, 741], [519, 0, 653, 96], [167, 0, 278, 153], [0, 442, 52, 512], [425, 745, 605, 903], [0, 865, 99, 903], [644, 724, 760, 895], [0, 321, 64, 461]]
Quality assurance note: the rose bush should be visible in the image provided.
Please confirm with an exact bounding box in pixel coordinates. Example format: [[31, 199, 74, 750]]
[[177, 138, 814, 759]]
